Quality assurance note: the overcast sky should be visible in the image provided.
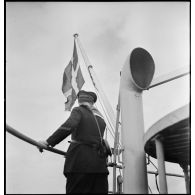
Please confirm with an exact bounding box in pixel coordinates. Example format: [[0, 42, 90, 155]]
[[6, 2, 190, 194]]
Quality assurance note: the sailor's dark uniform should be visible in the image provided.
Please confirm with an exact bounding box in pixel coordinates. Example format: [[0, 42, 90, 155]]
[[46, 105, 109, 194]]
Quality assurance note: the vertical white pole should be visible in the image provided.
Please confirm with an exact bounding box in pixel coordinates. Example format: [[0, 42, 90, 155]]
[[120, 56, 148, 194], [155, 136, 168, 194], [113, 93, 121, 193]]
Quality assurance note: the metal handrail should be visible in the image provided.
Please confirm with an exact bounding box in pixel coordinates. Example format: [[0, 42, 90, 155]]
[[6, 124, 66, 156]]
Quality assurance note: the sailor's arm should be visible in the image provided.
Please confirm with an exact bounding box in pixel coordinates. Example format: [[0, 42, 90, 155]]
[[45, 107, 82, 147]]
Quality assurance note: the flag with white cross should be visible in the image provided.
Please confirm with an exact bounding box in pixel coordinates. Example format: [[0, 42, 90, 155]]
[[62, 40, 85, 111]]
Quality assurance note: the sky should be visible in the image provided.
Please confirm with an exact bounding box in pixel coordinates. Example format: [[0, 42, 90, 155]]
[[5, 2, 190, 194]]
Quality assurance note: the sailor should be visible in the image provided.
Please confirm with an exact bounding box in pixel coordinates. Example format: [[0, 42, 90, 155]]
[[38, 90, 109, 194]]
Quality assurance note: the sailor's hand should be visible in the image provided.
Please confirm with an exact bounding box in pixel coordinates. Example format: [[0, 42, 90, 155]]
[[37, 140, 49, 153]]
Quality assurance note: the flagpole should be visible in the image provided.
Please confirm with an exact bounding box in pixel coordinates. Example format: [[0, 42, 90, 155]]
[[73, 34, 116, 132]]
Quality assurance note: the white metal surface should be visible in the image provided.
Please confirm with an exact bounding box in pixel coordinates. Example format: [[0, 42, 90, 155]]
[[144, 104, 189, 147], [155, 137, 168, 194], [120, 55, 148, 194]]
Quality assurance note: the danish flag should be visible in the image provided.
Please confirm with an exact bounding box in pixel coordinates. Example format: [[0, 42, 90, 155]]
[[62, 40, 85, 111]]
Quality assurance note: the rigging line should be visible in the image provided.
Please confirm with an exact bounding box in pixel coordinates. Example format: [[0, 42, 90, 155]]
[[75, 35, 116, 134], [155, 174, 160, 194], [96, 99, 116, 139], [148, 157, 158, 171], [148, 185, 153, 194], [96, 98, 122, 148], [79, 58, 116, 139], [105, 126, 108, 140], [75, 34, 121, 146], [94, 104, 115, 140], [105, 127, 113, 142], [104, 125, 115, 140], [114, 127, 122, 149], [96, 94, 115, 134]]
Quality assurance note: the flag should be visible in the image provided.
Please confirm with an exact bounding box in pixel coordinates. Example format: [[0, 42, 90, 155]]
[[62, 40, 85, 111]]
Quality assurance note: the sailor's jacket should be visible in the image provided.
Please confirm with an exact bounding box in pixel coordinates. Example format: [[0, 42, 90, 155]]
[[46, 105, 109, 176]]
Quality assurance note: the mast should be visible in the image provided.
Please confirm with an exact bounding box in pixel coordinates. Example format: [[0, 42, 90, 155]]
[[113, 92, 121, 193]]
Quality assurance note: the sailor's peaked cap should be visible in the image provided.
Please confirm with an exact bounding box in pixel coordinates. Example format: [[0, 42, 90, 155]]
[[77, 90, 97, 103]]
